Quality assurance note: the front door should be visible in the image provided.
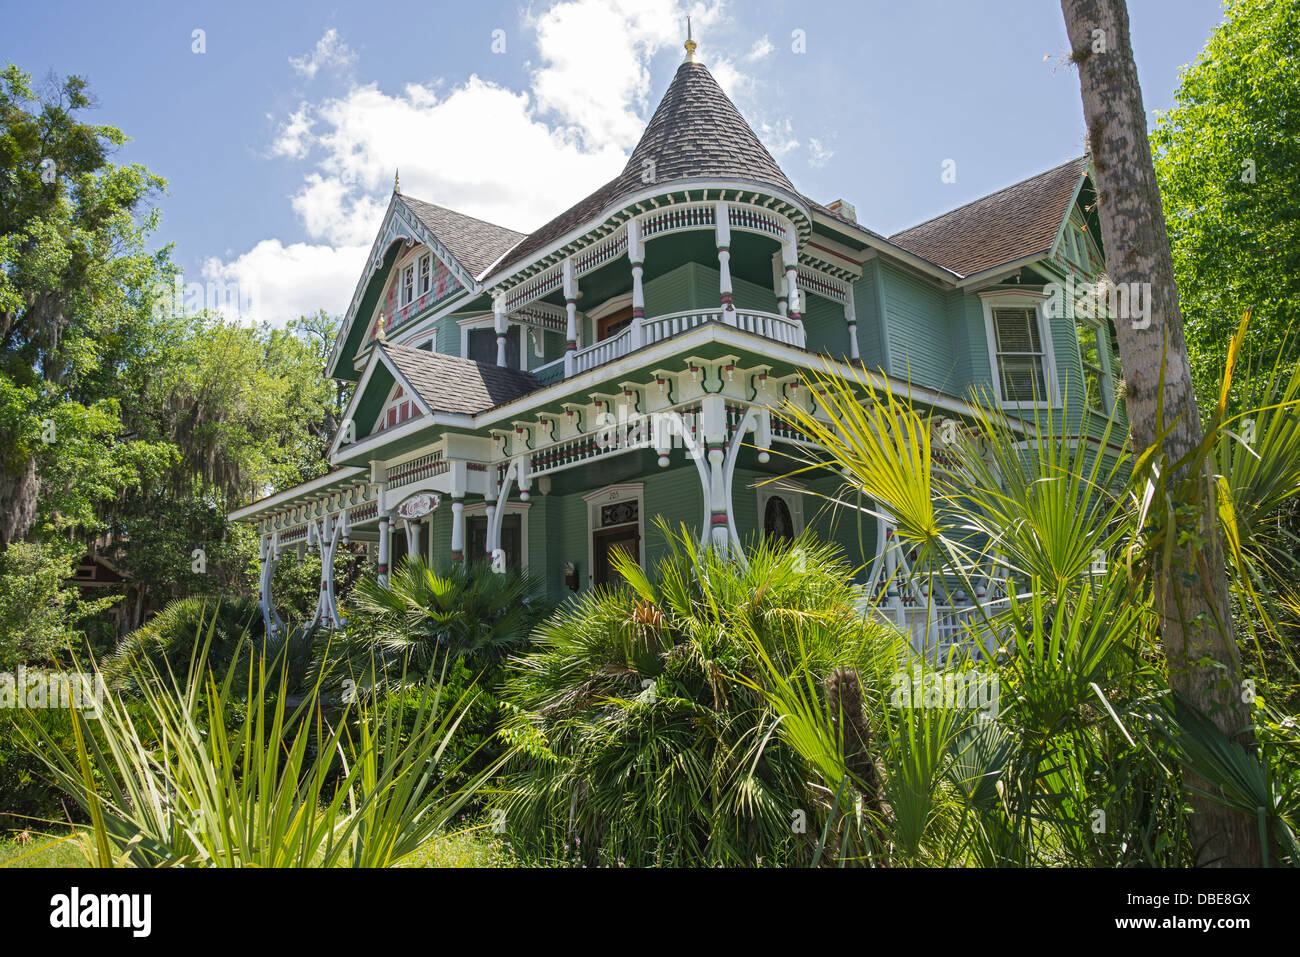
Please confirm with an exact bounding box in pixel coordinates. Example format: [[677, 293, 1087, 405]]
[[593, 525, 640, 587]]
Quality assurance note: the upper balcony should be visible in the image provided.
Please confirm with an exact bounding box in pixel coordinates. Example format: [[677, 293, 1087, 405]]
[[478, 198, 859, 390], [530, 306, 806, 385]]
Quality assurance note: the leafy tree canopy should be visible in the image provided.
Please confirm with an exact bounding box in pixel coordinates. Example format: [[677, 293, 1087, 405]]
[[1153, 0, 1300, 402]]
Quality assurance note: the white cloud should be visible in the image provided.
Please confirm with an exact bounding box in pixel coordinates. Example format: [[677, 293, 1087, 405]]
[[289, 28, 356, 80], [201, 241, 368, 326], [707, 56, 755, 103], [300, 76, 628, 236], [808, 137, 835, 169], [271, 105, 314, 159], [290, 173, 387, 247], [755, 116, 799, 159], [206, 6, 829, 327], [745, 36, 774, 61], [527, 0, 725, 150]]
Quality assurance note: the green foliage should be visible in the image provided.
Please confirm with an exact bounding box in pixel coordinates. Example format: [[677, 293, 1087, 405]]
[[496, 523, 894, 867], [1152, 0, 1300, 403], [0, 540, 116, 668], [749, 329, 1300, 865], [19, 615, 506, 867], [0, 64, 341, 642], [345, 558, 550, 685], [0, 707, 93, 832], [102, 595, 264, 690], [0, 64, 166, 390]]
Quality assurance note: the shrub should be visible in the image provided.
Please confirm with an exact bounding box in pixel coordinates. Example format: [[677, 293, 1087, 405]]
[[0, 541, 117, 669], [494, 522, 895, 867], [20, 615, 504, 867]]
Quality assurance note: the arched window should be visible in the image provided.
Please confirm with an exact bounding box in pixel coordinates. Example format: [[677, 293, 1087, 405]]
[[764, 495, 795, 542]]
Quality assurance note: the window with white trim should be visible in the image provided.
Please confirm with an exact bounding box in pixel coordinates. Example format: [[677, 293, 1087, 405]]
[[990, 305, 1049, 404], [757, 482, 805, 542], [401, 264, 415, 306], [1077, 318, 1109, 414], [419, 255, 431, 296]]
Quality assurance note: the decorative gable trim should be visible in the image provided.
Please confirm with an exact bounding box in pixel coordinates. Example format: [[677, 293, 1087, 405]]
[[329, 345, 436, 459], [327, 195, 481, 378]]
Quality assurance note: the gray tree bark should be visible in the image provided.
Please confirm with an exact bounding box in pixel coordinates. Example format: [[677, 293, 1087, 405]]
[[1060, 0, 1261, 866]]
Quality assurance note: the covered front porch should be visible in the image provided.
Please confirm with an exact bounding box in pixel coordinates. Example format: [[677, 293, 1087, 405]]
[[237, 392, 1010, 664]]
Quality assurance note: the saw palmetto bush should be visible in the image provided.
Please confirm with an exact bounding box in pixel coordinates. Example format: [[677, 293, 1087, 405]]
[[19, 612, 503, 867], [494, 521, 903, 867], [102, 595, 261, 686], [758, 313, 1300, 866], [341, 557, 549, 691]]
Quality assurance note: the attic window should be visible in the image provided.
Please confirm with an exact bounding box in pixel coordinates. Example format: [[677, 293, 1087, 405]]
[[375, 385, 417, 433], [419, 255, 431, 296], [401, 264, 415, 306]]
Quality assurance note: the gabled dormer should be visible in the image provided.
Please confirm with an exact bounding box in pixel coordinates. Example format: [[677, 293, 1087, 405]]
[[325, 190, 526, 382]]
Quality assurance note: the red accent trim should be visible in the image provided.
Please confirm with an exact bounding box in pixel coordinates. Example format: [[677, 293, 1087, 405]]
[[807, 240, 862, 267]]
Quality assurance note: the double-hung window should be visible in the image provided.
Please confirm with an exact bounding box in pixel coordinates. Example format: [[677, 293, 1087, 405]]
[[990, 305, 1049, 404], [401, 264, 414, 307], [419, 255, 431, 297], [1077, 319, 1108, 413]]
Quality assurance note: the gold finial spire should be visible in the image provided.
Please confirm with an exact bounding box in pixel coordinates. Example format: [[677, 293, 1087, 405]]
[[684, 17, 697, 62], [394, 168, 400, 194], [377, 312, 387, 341]]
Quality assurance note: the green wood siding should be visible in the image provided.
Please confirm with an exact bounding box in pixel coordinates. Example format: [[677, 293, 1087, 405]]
[[880, 261, 960, 393], [851, 268, 885, 372]]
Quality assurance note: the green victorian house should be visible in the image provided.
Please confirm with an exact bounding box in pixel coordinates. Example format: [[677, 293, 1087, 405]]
[[232, 37, 1123, 654]]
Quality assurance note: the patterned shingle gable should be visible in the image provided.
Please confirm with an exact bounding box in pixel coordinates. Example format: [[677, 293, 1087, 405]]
[[382, 343, 540, 416], [887, 157, 1089, 278]]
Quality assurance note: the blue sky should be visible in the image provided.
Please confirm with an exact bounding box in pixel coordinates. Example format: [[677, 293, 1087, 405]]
[[4, 0, 1226, 325]]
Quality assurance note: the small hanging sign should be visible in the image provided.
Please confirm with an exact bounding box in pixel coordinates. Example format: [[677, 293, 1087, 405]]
[[397, 492, 440, 520]]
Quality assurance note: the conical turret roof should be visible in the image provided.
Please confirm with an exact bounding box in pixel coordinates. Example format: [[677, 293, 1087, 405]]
[[492, 59, 799, 275], [609, 60, 798, 201]]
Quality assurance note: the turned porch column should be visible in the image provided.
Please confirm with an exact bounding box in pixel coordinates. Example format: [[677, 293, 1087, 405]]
[[628, 218, 646, 349], [715, 203, 734, 313], [493, 292, 508, 367], [404, 518, 422, 563], [782, 227, 801, 322], [563, 257, 579, 377], [700, 394, 730, 552], [845, 285, 860, 361], [377, 512, 394, 588], [259, 533, 286, 636], [484, 501, 496, 559], [450, 498, 465, 560]]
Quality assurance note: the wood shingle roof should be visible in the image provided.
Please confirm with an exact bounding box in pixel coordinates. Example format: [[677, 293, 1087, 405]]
[[382, 343, 540, 415], [399, 196, 527, 278], [887, 157, 1089, 278]]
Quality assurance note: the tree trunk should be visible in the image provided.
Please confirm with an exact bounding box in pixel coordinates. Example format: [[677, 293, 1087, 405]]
[[1060, 0, 1260, 866], [0, 455, 39, 546]]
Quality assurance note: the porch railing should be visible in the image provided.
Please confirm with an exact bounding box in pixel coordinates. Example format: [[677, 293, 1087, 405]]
[[567, 308, 805, 377], [854, 588, 1016, 662]]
